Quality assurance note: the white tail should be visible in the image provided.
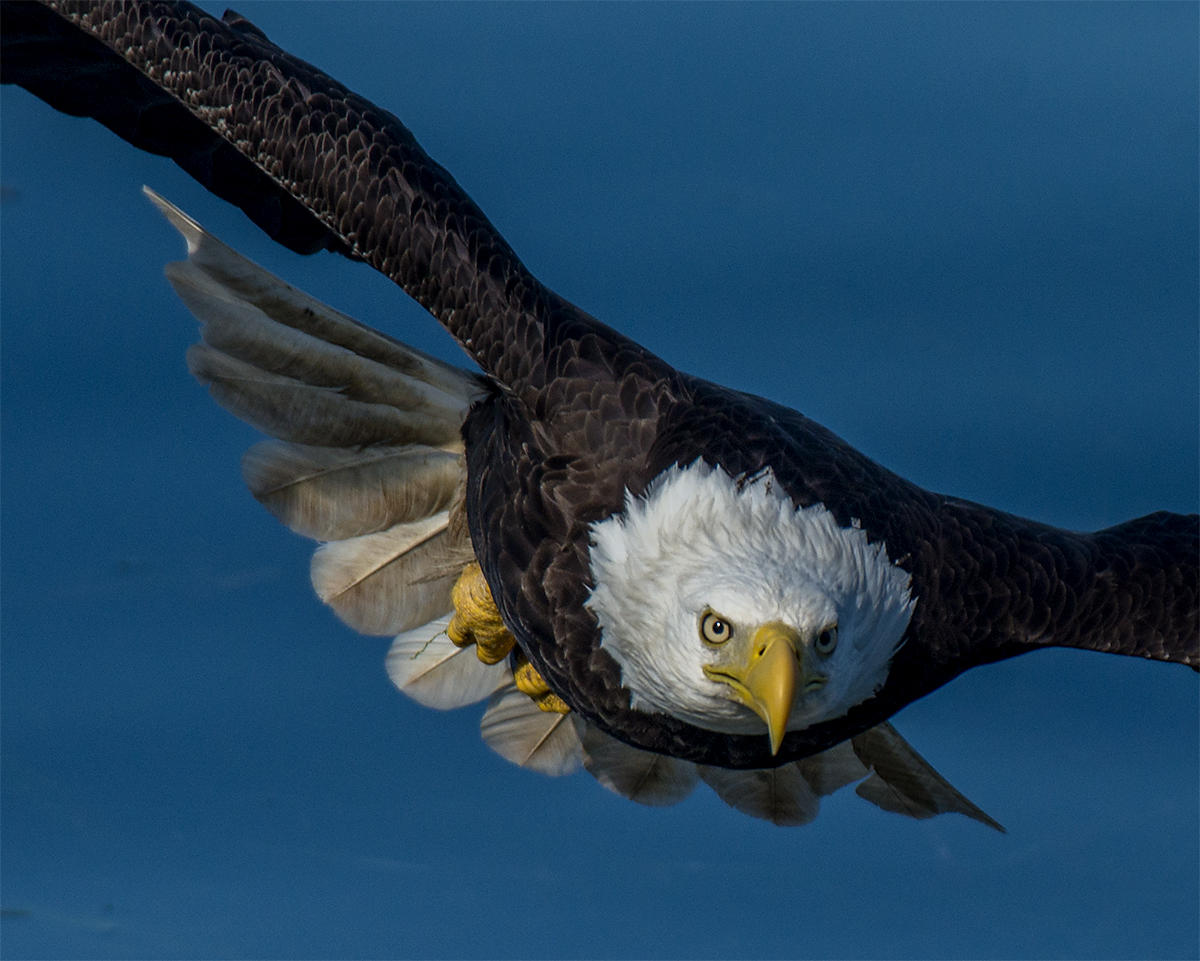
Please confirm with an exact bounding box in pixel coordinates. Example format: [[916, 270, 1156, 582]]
[[386, 617, 508, 710], [150, 187, 481, 643]]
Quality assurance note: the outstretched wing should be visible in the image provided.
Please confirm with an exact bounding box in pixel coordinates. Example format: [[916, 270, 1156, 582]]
[[1, 0, 567, 388]]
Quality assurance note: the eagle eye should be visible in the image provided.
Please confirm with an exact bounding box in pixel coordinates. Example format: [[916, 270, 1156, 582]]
[[815, 625, 838, 656], [699, 610, 733, 645]]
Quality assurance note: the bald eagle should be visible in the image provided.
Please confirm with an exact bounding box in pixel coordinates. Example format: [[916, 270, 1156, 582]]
[[3, 1, 1195, 828]]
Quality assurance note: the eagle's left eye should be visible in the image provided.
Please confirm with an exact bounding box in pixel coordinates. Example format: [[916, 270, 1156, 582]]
[[699, 610, 733, 645], [815, 625, 838, 655]]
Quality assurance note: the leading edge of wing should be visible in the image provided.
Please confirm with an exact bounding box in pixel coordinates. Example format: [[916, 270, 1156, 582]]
[[1, 0, 557, 387]]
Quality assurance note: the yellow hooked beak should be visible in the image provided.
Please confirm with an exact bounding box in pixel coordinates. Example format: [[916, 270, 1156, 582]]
[[703, 622, 823, 755]]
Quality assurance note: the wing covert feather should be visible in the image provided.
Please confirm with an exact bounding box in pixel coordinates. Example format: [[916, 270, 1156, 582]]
[[3, 0, 566, 387]]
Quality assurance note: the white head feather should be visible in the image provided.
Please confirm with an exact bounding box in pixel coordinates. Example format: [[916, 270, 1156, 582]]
[[585, 460, 915, 734]]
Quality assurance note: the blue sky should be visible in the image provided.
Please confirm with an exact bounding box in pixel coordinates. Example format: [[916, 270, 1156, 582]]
[[2, 3, 1197, 958]]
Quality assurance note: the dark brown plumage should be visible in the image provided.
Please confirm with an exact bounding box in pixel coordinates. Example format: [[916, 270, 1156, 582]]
[[3, 0, 1195, 771]]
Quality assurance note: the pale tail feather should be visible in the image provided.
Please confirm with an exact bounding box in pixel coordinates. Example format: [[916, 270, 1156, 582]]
[[796, 739, 870, 796], [578, 721, 699, 807], [697, 763, 822, 827], [386, 617, 508, 709], [850, 723, 1006, 833], [694, 728, 999, 830], [147, 187, 483, 406], [242, 440, 462, 541], [480, 682, 583, 776], [187, 343, 448, 448], [165, 258, 469, 438], [311, 513, 461, 636]]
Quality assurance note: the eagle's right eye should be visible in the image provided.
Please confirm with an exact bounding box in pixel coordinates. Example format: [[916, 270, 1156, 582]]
[[699, 610, 733, 645]]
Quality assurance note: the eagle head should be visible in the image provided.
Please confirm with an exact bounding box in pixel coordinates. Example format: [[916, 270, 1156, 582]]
[[586, 461, 915, 754]]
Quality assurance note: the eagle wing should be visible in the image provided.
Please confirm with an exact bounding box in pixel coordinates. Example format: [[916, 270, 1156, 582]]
[[1, 0, 576, 388], [463, 357, 1197, 769], [636, 383, 1198, 762]]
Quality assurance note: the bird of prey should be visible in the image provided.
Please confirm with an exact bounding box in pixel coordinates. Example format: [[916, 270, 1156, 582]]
[[3, 1, 1195, 828]]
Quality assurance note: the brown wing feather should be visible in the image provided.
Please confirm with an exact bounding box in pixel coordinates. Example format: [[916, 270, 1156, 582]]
[[467, 369, 1197, 769], [1, 0, 562, 387]]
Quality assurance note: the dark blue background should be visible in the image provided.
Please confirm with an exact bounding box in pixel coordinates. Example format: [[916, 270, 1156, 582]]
[[2, 4, 1197, 958]]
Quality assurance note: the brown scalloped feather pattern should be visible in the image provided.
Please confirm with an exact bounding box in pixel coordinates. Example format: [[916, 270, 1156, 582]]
[[2, 0, 561, 387], [466, 374, 1197, 769]]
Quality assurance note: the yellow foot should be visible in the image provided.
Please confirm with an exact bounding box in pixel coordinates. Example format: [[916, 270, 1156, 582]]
[[447, 561, 570, 714], [513, 653, 571, 714], [447, 561, 515, 664]]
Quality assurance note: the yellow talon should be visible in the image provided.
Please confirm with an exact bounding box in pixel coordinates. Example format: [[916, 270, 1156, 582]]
[[514, 655, 571, 714], [447, 561, 515, 665], [447, 562, 569, 713]]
